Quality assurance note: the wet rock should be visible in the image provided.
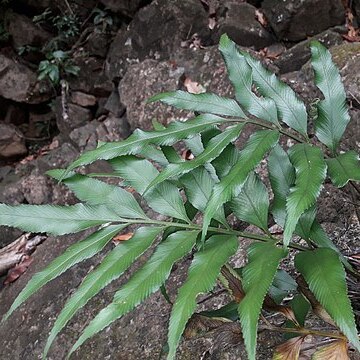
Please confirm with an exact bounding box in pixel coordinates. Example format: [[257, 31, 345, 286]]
[[20, 174, 53, 205], [261, 0, 345, 41], [0, 54, 53, 104], [213, 2, 274, 50], [99, 0, 145, 17], [71, 91, 97, 108], [55, 99, 92, 137], [105, 0, 210, 81], [0, 123, 27, 159], [274, 29, 343, 73], [5, 10, 52, 48]]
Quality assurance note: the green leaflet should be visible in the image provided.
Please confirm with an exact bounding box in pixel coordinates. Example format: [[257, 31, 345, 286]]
[[212, 143, 240, 178], [268, 144, 296, 227], [326, 151, 360, 187], [68, 230, 199, 358], [149, 90, 246, 118], [167, 234, 238, 360], [241, 50, 308, 137], [146, 124, 244, 190], [2, 224, 127, 323], [66, 114, 234, 174], [283, 144, 326, 246], [230, 172, 269, 231], [47, 170, 147, 219], [202, 130, 279, 241], [0, 203, 124, 235], [180, 167, 227, 224], [295, 249, 360, 352], [310, 41, 350, 153], [238, 242, 285, 360], [43, 226, 163, 358], [110, 156, 190, 222], [219, 34, 279, 126]]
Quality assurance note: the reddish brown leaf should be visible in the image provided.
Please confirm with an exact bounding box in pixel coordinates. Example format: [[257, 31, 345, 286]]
[[112, 232, 133, 244], [273, 336, 305, 359], [312, 340, 349, 360], [4, 255, 33, 285]]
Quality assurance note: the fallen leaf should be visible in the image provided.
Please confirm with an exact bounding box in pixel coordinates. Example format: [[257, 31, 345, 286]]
[[4, 255, 33, 285], [181, 149, 194, 160], [312, 340, 349, 360], [112, 232, 133, 244], [273, 336, 305, 359], [255, 9, 267, 27], [184, 77, 206, 94]]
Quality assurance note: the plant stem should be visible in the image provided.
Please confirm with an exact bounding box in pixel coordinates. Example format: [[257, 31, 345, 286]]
[[116, 218, 309, 251], [241, 117, 307, 144], [261, 324, 347, 340]]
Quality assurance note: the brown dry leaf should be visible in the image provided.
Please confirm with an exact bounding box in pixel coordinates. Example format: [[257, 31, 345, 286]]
[[112, 232, 133, 244], [255, 9, 267, 27], [184, 314, 232, 339], [273, 336, 305, 360], [264, 297, 299, 324], [220, 265, 245, 303], [312, 340, 349, 360], [297, 275, 336, 326], [4, 255, 33, 285], [184, 77, 206, 94]]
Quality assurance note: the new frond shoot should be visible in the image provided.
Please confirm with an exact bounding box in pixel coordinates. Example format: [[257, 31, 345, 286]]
[[0, 34, 359, 359]]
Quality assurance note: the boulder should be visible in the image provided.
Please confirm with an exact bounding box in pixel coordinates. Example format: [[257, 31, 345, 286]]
[[55, 99, 92, 137], [84, 31, 111, 58], [20, 174, 53, 205], [5, 11, 52, 48], [0, 54, 53, 104], [273, 29, 343, 74], [68, 57, 113, 97], [99, 0, 145, 17], [213, 2, 274, 50], [0, 123, 27, 159], [119, 45, 234, 131], [105, 0, 210, 81], [70, 91, 97, 108], [261, 0, 345, 41]]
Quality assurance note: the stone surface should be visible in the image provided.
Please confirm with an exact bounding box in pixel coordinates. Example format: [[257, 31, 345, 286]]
[[104, 89, 126, 117], [261, 0, 345, 41], [105, 0, 210, 81], [20, 174, 53, 205], [0, 54, 53, 104], [68, 57, 114, 97], [85, 31, 111, 58], [71, 91, 97, 107], [0, 123, 27, 159], [99, 0, 144, 17], [55, 100, 92, 137], [274, 29, 343, 73], [5, 10, 52, 48], [213, 2, 274, 50]]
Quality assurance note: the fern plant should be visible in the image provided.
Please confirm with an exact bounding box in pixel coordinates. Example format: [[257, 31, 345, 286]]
[[1, 34, 360, 359]]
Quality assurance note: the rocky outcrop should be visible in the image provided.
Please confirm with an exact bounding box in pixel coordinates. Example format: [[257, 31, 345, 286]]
[[0, 123, 27, 159], [262, 0, 345, 41], [0, 54, 53, 104]]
